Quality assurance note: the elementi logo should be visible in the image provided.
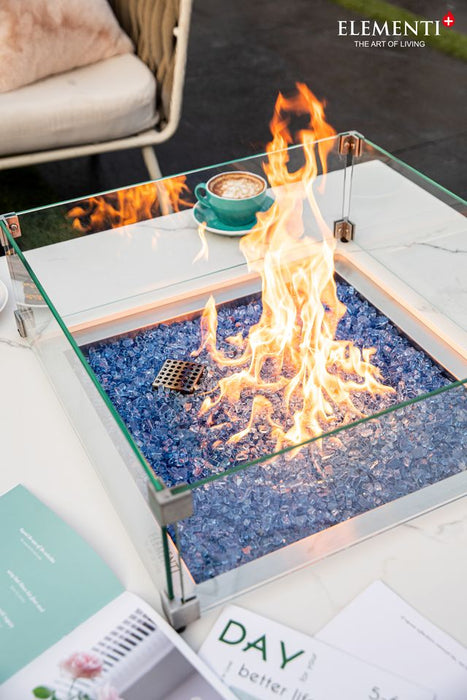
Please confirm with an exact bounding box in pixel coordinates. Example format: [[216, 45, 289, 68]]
[[338, 13, 456, 49]]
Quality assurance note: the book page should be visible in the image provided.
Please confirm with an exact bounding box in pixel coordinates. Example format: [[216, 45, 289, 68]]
[[199, 605, 435, 700], [317, 580, 467, 700], [2, 591, 236, 700]]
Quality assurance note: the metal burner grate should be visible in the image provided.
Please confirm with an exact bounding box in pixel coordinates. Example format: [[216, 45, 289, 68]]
[[152, 359, 205, 394]]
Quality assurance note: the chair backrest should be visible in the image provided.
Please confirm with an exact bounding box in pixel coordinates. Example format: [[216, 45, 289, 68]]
[[109, 0, 191, 129]]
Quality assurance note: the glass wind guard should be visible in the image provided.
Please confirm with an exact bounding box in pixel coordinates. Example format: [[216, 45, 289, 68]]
[[0, 233, 172, 591], [179, 380, 467, 609], [2, 133, 466, 608]]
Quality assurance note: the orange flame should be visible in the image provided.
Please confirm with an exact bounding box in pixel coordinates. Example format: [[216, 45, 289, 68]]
[[194, 84, 394, 451], [67, 176, 192, 233]]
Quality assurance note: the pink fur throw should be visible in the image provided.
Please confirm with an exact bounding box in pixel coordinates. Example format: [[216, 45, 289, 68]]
[[0, 0, 134, 93]]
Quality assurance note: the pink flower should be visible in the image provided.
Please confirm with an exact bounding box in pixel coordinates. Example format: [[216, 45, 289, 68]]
[[60, 651, 103, 679], [97, 684, 123, 700]]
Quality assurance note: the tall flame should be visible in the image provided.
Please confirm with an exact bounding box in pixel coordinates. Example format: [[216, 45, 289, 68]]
[[194, 84, 393, 450]]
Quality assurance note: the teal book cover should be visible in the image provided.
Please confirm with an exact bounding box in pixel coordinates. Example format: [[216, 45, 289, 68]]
[[0, 485, 123, 683]]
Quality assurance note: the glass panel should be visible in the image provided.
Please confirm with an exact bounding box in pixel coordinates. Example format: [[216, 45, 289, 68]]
[[11, 137, 346, 329], [345, 139, 467, 340], [174, 380, 467, 608], [0, 223, 179, 600]]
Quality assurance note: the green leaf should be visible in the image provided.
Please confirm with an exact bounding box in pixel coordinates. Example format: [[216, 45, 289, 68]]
[[32, 688, 54, 699]]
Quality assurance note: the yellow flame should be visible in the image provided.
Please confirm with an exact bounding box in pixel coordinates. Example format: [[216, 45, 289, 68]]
[[194, 84, 394, 451]]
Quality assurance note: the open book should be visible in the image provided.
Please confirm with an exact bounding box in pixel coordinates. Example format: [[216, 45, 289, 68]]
[[0, 485, 235, 700]]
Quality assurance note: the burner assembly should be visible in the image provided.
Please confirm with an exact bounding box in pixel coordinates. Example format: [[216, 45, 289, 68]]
[[152, 359, 205, 394]]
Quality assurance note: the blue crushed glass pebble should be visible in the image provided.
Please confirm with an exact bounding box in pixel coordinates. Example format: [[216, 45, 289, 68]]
[[84, 280, 466, 583]]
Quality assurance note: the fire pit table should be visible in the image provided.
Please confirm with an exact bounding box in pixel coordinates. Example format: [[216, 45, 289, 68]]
[[2, 131, 466, 628]]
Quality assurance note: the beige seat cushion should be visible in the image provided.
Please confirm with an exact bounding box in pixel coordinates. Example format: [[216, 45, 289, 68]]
[[0, 54, 158, 156]]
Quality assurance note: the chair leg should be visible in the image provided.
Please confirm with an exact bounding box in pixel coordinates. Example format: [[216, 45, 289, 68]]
[[142, 146, 162, 180]]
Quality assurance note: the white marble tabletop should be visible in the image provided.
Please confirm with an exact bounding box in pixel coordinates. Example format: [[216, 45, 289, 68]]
[[1, 161, 466, 658]]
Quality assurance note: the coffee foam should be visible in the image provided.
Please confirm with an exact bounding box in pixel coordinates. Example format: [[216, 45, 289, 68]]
[[210, 173, 264, 199]]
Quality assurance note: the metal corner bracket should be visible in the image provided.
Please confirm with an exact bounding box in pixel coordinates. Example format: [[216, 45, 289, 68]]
[[161, 590, 200, 630], [147, 482, 193, 526], [14, 308, 34, 338], [0, 212, 21, 249], [338, 132, 363, 158], [333, 218, 355, 243]]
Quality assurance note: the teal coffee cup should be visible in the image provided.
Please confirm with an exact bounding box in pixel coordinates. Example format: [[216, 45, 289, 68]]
[[195, 171, 267, 226]]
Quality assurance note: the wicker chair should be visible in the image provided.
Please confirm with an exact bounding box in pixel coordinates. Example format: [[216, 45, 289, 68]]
[[0, 0, 192, 179]]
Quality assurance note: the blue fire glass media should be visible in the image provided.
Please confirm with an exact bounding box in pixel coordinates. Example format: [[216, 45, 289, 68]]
[[83, 281, 466, 582]]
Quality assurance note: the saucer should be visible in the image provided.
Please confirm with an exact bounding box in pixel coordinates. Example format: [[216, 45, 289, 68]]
[[192, 195, 274, 236], [0, 279, 8, 313]]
